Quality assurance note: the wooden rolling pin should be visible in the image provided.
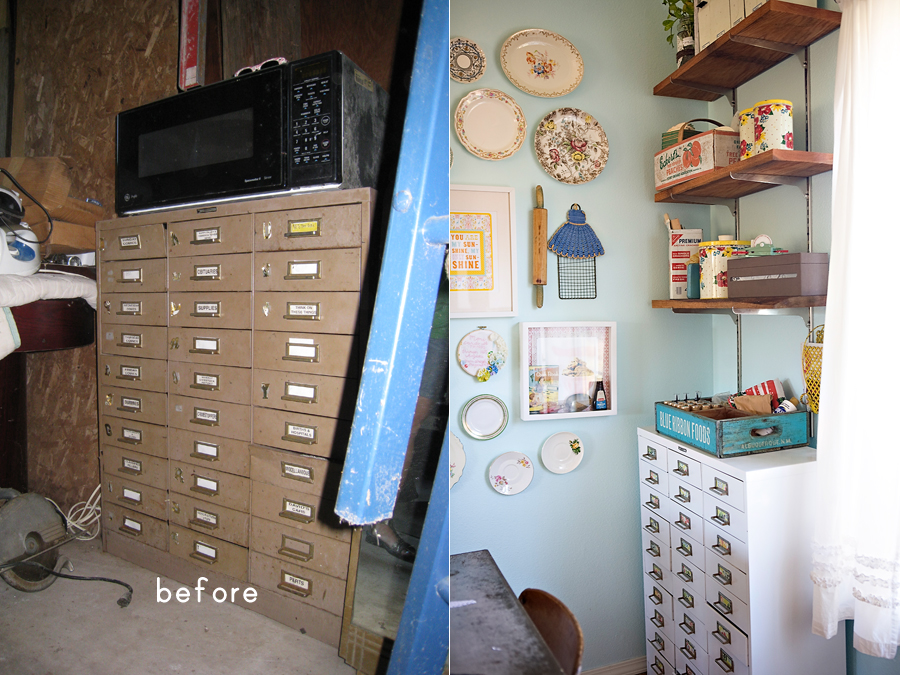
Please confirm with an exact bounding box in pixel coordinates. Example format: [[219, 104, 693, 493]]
[[533, 185, 547, 308]]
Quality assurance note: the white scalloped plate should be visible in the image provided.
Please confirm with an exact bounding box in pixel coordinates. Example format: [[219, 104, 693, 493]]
[[450, 432, 466, 489], [541, 431, 584, 474], [489, 452, 534, 495], [455, 89, 527, 160], [500, 29, 583, 98]]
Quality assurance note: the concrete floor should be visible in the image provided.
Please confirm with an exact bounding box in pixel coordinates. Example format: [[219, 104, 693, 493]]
[[0, 538, 356, 675]]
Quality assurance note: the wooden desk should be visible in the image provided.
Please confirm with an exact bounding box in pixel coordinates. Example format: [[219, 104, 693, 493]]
[[450, 549, 566, 675]]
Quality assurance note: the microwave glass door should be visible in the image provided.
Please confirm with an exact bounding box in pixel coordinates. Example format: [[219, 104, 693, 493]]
[[116, 68, 285, 213]]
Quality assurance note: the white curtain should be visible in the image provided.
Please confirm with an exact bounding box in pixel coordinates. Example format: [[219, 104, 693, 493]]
[[811, 0, 900, 659]]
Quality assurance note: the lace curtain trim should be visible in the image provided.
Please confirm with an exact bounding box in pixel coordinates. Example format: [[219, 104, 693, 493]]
[[811, 543, 900, 609]]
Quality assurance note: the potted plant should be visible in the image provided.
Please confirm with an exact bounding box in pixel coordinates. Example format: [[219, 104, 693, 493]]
[[662, 0, 695, 67]]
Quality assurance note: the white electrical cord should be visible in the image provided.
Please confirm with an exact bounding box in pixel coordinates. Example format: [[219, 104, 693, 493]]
[[46, 484, 102, 541]]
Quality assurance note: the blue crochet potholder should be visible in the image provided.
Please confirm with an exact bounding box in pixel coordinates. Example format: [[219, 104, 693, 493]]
[[547, 204, 605, 259]]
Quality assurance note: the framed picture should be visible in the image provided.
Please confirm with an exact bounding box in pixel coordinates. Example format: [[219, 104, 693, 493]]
[[519, 321, 617, 421], [449, 185, 517, 317]]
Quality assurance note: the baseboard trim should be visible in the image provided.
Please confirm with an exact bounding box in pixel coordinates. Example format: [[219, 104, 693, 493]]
[[581, 656, 646, 675]]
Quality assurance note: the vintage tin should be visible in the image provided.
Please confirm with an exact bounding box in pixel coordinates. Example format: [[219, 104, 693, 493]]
[[699, 238, 750, 299], [727, 252, 829, 298], [738, 108, 755, 159], [655, 401, 809, 458], [752, 99, 793, 155]]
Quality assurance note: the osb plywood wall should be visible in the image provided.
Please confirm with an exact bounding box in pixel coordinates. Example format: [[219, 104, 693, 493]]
[[13, 0, 406, 508]]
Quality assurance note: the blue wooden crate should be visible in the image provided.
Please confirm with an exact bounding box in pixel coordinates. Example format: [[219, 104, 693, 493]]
[[654, 401, 809, 458]]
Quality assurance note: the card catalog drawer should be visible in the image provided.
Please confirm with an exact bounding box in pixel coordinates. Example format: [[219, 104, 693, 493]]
[[99, 293, 168, 325], [101, 444, 167, 488], [668, 447, 703, 488], [102, 502, 167, 552], [169, 395, 251, 441], [169, 253, 251, 292], [249, 516, 350, 580], [99, 223, 166, 261], [707, 611, 748, 669], [671, 506, 704, 541], [645, 555, 675, 596], [647, 617, 676, 667], [249, 550, 346, 616], [250, 482, 351, 543], [703, 493, 748, 542], [254, 292, 362, 335], [641, 482, 675, 525], [101, 324, 168, 360], [639, 435, 669, 472], [669, 475, 704, 517], [642, 506, 671, 547], [708, 647, 749, 675], [168, 523, 248, 582], [671, 557, 704, 600], [676, 638, 709, 675], [169, 460, 251, 513], [255, 204, 362, 252], [253, 330, 359, 378], [672, 533, 705, 573], [168, 428, 249, 477], [705, 550, 750, 606], [701, 464, 745, 512], [647, 653, 676, 675], [249, 445, 336, 498], [168, 492, 249, 547], [168, 327, 252, 368], [169, 292, 252, 329], [675, 605, 709, 658], [100, 415, 167, 458], [104, 472, 167, 520], [168, 214, 252, 257], [253, 369, 356, 419], [707, 582, 750, 635], [640, 457, 670, 494], [100, 385, 167, 426], [99, 354, 167, 393], [645, 576, 674, 620], [703, 521, 749, 575], [647, 603, 676, 643], [100, 258, 167, 293], [255, 249, 362, 292], [642, 529, 671, 571], [169, 362, 252, 405], [673, 581, 702, 617], [252, 407, 348, 460]]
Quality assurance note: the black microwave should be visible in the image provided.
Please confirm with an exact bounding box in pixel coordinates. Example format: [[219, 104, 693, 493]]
[[115, 51, 388, 214]]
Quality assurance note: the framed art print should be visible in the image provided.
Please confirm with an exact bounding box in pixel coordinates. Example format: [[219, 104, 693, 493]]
[[449, 185, 517, 317]]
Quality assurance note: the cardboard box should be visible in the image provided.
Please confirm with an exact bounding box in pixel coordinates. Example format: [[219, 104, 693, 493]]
[[697, 0, 731, 51], [745, 0, 816, 16], [727, 252, 829, 298], [668, 229, 703, 299], [654, 127, 740, 191], [730, 0, 745, 26]]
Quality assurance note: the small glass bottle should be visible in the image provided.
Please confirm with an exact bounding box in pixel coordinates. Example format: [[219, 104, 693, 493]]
[[593, 381, 608, 411]]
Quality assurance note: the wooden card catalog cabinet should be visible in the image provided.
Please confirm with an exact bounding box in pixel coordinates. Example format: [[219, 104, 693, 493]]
[[97, 190, 376, 648]]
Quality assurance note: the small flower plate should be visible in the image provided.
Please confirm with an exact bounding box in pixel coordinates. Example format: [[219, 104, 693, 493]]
[[489, 451, 534, 495], [541, 431, 585, 474]]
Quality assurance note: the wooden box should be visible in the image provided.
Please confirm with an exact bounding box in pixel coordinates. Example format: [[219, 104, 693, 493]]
[[727, 252, 828, 298], [654, 401, 808, 458]]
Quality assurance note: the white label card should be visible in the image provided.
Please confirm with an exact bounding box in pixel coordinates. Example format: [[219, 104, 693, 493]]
[[194, 228, 219, 242], [286, 383, 316, 400], [288, 303, 318, 318], [121, 302, 141, 314], [120, 366, 141, 378], [123, 517, 142, 532], [121, 269, 141, 281], [286, 501, 313, 518], [195, 265, 220, 278], [123, 488, 142, 502], [122, 334, 142, 345], [195, 409, 219, 423], [289, 261, 319, 276], [195, 476, 218, 493], [195, 302, 220, 315], [123, 428, 142, 441], [119, 235, 140, 248], [122, 397, 141, 409], [195, 509, 218, 526], [193, 338, 218, 351], [194, 374, 219, 388], [194, 542, 217, 560], [286, 424, 315, 441], [195, 442, 218, 458], [282, 572, 310, 591], [287, 342, 317, 358], [123, 458, 142, 472], [283, 464, 311, 480]]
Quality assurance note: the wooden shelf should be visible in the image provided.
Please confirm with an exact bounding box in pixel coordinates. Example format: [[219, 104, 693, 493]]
[[654, 1, 842, 101], [652, 296, 826, 311], [655, 149, 832, 203]]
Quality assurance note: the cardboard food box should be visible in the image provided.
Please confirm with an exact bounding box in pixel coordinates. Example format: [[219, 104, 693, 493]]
[[655, 400, 809, 458], [727, 252, 829, 298], [654, 127, 740, 191], [668, 229, 703, 300]]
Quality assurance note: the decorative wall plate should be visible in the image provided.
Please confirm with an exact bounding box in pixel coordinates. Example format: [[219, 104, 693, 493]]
[[455, 89, 527, 160], [460, 394, 509, 440], [450, 432, 466, 489], [450, 37, 486, 83], [489, 451, 534, 495], [500, 29, 583, 98], [457, 327, 508, 382], [534, 107, 609, 184], [541, 431, 584, 474]]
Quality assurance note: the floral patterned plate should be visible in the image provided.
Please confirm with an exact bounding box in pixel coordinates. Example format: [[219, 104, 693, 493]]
[[534, 107, 609, 184], [541, 431, 584, 474], [455, 89, 527, 160], [461, 394, 509, 440], [450, 432, 466, 489], [500, 29, 583, 98], [450, 37, 486, 83], [489, 451, 534, 495], [457, 327, 508, 382]]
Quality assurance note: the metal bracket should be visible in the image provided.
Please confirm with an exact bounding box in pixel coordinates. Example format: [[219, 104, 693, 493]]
[[727, 172, 809, 194], [733, 307, 812, 331], [664, 195, 738, 208], [728, 34, 806, 56]]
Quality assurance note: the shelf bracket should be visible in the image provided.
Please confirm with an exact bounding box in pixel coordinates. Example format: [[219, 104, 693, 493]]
[[669, 78, 736, 107], [733, 307, 812, 331], [664, 195, 738, 208], [727, 34, 807, 56], [727, 172, 809, 195]]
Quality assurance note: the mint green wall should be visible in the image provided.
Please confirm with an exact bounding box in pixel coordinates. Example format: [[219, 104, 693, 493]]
[[449, 0, 713, 669]]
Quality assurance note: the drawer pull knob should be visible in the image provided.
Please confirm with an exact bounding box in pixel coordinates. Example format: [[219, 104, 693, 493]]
[[189, 517, 219, 531], [650, 661, 664, 675], [104, 394, 113, 406], [170, 501, 181, 514], [175, 467, 185, 483], [172, 372, 180, 384], [648, 634, 665, 653], [715, 653, 736, 673], [278, 543, 314, 563], [713, 565, 733, 586], [261, 383, 270, 399], [170, 338, 180, 350], [172, 271, 181, 282], [649, 567, 663, 581], [99, 237, 106, 251], [262, 263, 271, 277], [648, 592, 663, 606], [277, 578, 312, 598], [679, 619, 695, 635], [713, 536, 732, 556], [712, 506, 731, 527], [714, 599, 733, 615], [651, 611, 665, 629], [263, 301, 271, 316], [713, 624, 732, 645], [171, 232, 179, 246], [103, 300, 111, 313], [680, 643, 697, 661], [263, 221, 272, 239], [646, 545, 660, 558], [189, 550, 218, 565], [710, 477, 730, 496], [170, 302, 181, 316]]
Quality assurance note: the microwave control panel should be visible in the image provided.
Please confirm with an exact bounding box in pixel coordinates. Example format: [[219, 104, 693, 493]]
[[290, 69, 335, 177]]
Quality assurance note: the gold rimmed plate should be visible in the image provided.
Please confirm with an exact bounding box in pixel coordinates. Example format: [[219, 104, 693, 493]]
[[455, 89, 527, 161], [500, 29, 583, 98], [534, 107, 609, 184]]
